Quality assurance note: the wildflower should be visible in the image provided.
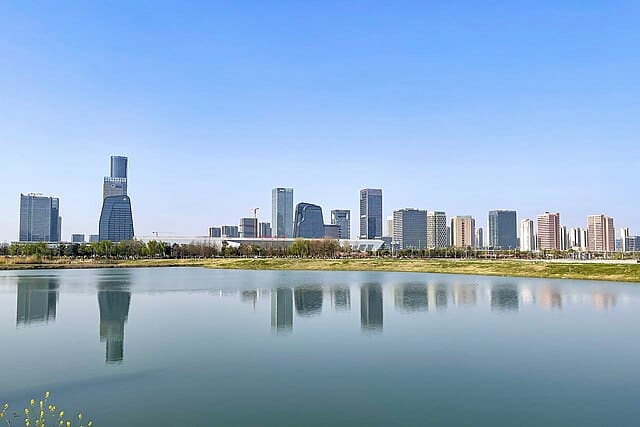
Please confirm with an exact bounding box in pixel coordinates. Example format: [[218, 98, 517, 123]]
[[88, 421, 93, 426], [59, 411, 64, 418], [78, 413, 83, 420], [31, 400, 35, 406], [44, 392, 50, 400]]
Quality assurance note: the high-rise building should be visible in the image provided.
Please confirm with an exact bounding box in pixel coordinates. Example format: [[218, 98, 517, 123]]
[[587, 214, 615, 252], [620, 227, 630, 252], [259, 222, 272, 238], [386, 216, 394, 238], [570, 227, 583, 249], [536, 212, 560, 250], [488, 210, 517, 249], [581, 229, 589, 251], [19, 193, 61, 242], [99, 156, 134, 242], [624, 236, 640, 252], [221, 225, 239, 238], [89, 234, 99, 243], [520, 219, 535, 252], [330, 210, 351, 239], [393, 209, 427, 250], [451, 216, 475, 248], [294, 203, 325, 239], [323, 224, 340, 239], [559, 225, 569, 251], [71, 234, 85, 243], [239, 217, 258, 238], [476, 228, 484, 249], [427, 211, 448, 248], [359, 189, 383, 239], [272, 188, 294, 238], [208, 227, 221, 238]]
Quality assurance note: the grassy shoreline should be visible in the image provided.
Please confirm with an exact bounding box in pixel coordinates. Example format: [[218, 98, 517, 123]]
[[1, 257, 640, 283]]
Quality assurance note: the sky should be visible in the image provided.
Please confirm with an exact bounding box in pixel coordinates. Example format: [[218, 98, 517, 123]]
[[0, 1, 638, 242]]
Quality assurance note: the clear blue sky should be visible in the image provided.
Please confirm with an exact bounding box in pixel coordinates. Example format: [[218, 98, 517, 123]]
[[1, 1, 638, 242]]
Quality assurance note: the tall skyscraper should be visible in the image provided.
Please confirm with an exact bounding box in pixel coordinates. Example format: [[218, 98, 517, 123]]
[[386, 216, 394, 238], [620, 227, 630, 252], [427, 211, 448, 248], [359, 189, 383, 239], [239, 217, 258, 238], [570, 227, 583, 249], [519, 219, 535, 251], [259, 222, 272, 238], [488, 210, 517, 249], [99, 156, 134, 242], [19, 193, 61, 242], [451, 216, 475, 248], [294, 203, 325, 239], [476, 227, 484, 249], [330, 210, 351, 239], [559, 225, 569, 251], [536, 212, 560, 250], [393, 209, 427, 250], [272, 188, 294, 238], [587, 214, 615, 252]]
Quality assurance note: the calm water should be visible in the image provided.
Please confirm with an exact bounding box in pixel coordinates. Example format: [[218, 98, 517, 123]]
[[0, 267, 639, 426]]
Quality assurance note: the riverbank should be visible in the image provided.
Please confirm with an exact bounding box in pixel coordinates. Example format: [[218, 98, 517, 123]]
[[1, 256, 640, 282]]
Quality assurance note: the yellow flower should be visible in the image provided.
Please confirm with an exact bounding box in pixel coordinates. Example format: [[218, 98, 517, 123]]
[[59, 411, 64, 418], [78, 413, 83, 420], [88, 421, 93, 426], [30, 400, 35, 406], [67, 421, 71, 427], [44, 392, 50, 400], [25, 408, 30, 415]]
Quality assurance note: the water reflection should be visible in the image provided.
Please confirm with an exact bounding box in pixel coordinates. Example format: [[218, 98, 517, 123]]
[[592, 292, 616, 310], [98, 272, 132, 364], [539, 287, 562, 310], [491, 285, 519, 312], [330, 287, 351, 311], [271, 288, 293, 334], [394, 284, 428, 312], [361, 284, 383, 332], [16, 276, 59, 326], [294, 287, 323, 317], [452, 284, 477, 307]]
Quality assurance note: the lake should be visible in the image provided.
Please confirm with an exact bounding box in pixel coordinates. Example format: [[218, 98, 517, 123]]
[[0, 267, 639, 426]]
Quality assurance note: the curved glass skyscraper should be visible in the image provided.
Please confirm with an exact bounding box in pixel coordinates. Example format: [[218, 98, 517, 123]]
[[99, 156, 134, 242], [294, 203, 325, 239]]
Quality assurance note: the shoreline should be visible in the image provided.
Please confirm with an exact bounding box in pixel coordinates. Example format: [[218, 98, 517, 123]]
[[1, 257, 640, 283]]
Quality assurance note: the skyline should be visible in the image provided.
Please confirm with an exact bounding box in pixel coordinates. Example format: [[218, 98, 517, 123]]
[[1, 1, 639, 241]]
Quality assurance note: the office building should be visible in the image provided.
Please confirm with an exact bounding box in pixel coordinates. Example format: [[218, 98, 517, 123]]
[[559, 225, 569, 251], [393, 209, 427, 250], [624, 236, 640, 252], [536, 212, 560, 251], [208, 227, 221, 238], [272, 188, 294, 238], [587, 214, 615, 252], [19, 193, 61, 242], [324, 224, 340, 239], [99, 156, 134, 242], [294, 203, 325, 239], [221, 225, 239, 238], [330, 210, 351, 239], [476, 227, 484, 249], [386, 216, 394, 238], [488, 210, 517, 249], [620, 227, 630, 252], [359, 188, 383, 239], [451, 216, 475, 248], [239, 217, 258, 238], [259, 222, 272, 238], [71, 234, 85, 243], [427, 211, 448, 248], [570, 227, 583, 249], [89, 234, 99, 243], [520, 219, 535, 251]]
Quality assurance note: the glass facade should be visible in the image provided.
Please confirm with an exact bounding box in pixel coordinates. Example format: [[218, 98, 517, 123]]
[[488, 210, 518, 249], [110, 156, 128, 179], [99, 196, 135, 242], [272, 188, 294, 238], [393, 209, 427, 250], [331, 209, 351, 239], [19, 193, 61, 242], [294, 203, 325, 239], [359, 189, 383, 239]]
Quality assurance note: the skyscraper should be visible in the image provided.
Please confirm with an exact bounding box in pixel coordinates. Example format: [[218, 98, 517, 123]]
[[476, 227, 484, 249], [587, 214, 615, 252], [359, 189, 383, 239], [259, 222, 272, 238], [239, 217, 258, 238], [208, 227, 222, 238], [393, 209, 427, 250], [451, 216, 475, 248], [520, 219, 535, 251], [536, 212, 560, 250], [330, 210, 351, 239], [19, 193, 62, 242], [488, 210, 517, 249], [427, 211, 448, 248], [559, 225, 569, 251], [221, 225, 239, 238], [272, 188, 294, 238], [99, 156, 134, 242], [294, 203, 325, 239], [620, 227, 630, 252]]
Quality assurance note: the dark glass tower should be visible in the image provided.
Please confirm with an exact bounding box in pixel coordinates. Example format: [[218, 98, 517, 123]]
[[294, 203, 325, 239], [19, 193, 61, 242], [488, 210, 518, 249], [359, 189, 383, 239], [99, 156, 134, 242]]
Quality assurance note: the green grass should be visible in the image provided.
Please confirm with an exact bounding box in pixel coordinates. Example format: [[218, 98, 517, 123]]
[[2, 256, 639, 282]]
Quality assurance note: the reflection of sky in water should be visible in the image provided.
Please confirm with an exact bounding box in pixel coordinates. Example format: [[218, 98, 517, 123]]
[[0, 268, 638, 427]]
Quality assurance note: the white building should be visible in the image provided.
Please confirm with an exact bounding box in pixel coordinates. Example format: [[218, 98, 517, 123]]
[[520, 219, 535, 252]]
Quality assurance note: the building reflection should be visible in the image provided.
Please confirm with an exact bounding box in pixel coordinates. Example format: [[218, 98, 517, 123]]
[[294, 287, 323, 316], [331, 287, 351, 311], [241, 290, 258, 310], [361, 284, 383, 332], [394, 284, 428, 312], [538, 287, 562, 310], [427, 284, 448, 310], [271, 288, 293, 333], [452, 284, 477, 307], [98, 272, 131, 364], [16, 276, 59, 326], [491, 285, 519, 312], [592, 292, 616, 310]]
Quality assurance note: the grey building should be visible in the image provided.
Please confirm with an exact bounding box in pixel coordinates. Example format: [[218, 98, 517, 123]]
[[259, 222, 272, 238], [476, 227, 484, 249], [208, 227, 221, 238], [488, 210, 518, 249], [393, 209, 427, 250], [239, 218, 258, 238], [331, 209, 351, 239], [71, 234, 85, 243], [89, 234, 99, 243], [624, 236, 640, 252], [360, 188, 383, 239], [19, 193, 61, 242], [324, 224, 340, 239], [427, 211, 448, 249], [221, 225, 239, 238], [272, 188, 294, 238], [99, 156, 134, 242], [294, 203, 325, 239]]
